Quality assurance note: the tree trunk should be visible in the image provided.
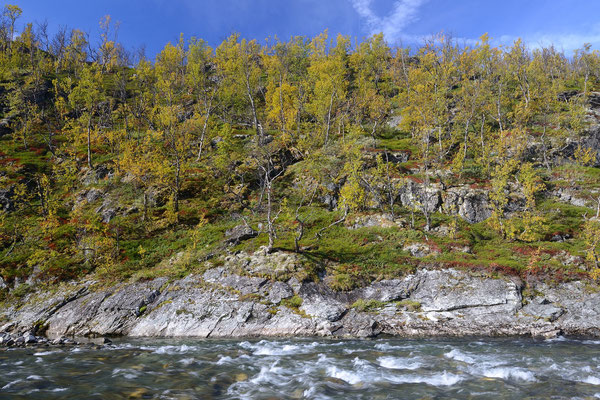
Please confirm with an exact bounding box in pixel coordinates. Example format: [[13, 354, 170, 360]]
[[265, 170, 274, 252], [246, 79, 263, 143], [196, 94, 214, 161], [174, 159, 181, 215], [384, 151, 395, 219], [540, 114, 552, 172], [463, 118, 470, 160], [87, 118, 93, 169], [294, 218, 304, 253], [143, 191, 148, 223], [278, 74, 286, 135], [324, 90, 335, 145]]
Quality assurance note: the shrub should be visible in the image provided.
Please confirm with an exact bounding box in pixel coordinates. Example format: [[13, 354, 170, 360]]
[[329, 273, 357, 291]]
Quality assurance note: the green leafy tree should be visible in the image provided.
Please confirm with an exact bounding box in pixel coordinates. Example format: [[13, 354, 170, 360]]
[[216, 34, 265, 140], [68, 64, 105, 168], [186, 37, 217, 160], [307, 32, 349, 147]]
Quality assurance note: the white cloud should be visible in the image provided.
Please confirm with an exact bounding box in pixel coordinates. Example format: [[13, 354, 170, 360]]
[[350, 0, 428, 43], [497, 31, 600, 54], [350, 1, 600, 53]]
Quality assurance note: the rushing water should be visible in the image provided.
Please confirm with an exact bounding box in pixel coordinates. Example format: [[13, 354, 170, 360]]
[[1, 337, 600, 399]]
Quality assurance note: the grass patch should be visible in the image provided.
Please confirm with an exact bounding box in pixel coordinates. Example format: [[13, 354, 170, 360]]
[[281, 294, 303, 309], [351, 298, 386, 312]]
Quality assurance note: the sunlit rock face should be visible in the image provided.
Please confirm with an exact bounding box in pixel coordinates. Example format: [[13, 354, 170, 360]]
[[2, 259, 599, 339]]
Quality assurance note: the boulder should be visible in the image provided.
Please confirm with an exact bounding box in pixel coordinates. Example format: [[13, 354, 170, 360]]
[[210, 136, 223, 148], [553, 188, 588, 207], [321, 182, 340, 211], [25, 266, 42, 286], [521, 297, 564, 321], [347, 213, 403, 230], [535, 281, 600, 335], [0, 118, 11, 136], [0, 186, 14, 212], [459, 192, 491, 223], [264, 281, 294, 304], [505, 194, 527, 213], [225, 224, 257, 244], [82, 165, 113, 185], [399, 181, 441, 213], [410, 269, 522, 313], [443, 187, 491, 224], [93, 197, 119, 223], [223, 250, 301, 278], [335, 309, 381, 338], [85, 189, 103, 203], [95, 165, 112, 181], [299, 282, 347, 322], [23, 333, 37, 344], [0, 334, 12, 345], [386, 115, 403, 129], [403, 243, 439, 258], [383, 151, 410, 164]]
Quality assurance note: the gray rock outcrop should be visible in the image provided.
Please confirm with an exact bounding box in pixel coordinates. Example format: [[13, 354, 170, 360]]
[[2, 259, 599, 339], [0, 186, 14, 212], [444, 187, 492, 223], [225, 224, 257, 244]]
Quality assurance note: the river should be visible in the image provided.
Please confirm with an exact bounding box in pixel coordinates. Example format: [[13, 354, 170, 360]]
[[1, 337, 599, 399]]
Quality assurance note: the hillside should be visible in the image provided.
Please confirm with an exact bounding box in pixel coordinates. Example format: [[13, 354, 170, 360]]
[[1, 7, 600, 309]]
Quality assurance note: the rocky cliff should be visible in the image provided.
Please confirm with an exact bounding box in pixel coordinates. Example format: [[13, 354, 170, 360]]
[[2, 256, 599, 340]]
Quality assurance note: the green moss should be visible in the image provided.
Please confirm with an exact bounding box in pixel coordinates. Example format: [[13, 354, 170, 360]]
[[155, 299, 173, 309], [175, 308, 193, 316], [351, 299, 386, 312], [11, 283, 32, 299], [281, 295, 302, 309], [395, 299, 421, 312], [238, 293, 262, 302], [329, 272, 358, 292]]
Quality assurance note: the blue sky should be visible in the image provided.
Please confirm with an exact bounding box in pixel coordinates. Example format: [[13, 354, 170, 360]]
[[14, 0, 600, 58]]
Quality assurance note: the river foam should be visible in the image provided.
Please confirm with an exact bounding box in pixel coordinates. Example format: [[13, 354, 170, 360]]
[[1, 337, 599, 399]]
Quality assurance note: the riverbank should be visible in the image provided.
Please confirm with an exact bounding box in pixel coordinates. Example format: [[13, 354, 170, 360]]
[[2, 261, 599, 340]]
